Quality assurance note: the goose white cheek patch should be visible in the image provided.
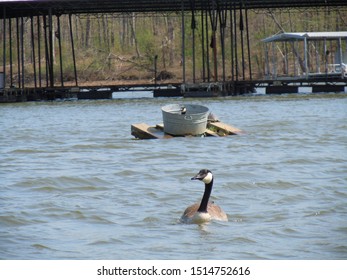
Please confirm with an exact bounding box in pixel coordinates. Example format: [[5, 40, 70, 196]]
[[202, 172, 213, 184]]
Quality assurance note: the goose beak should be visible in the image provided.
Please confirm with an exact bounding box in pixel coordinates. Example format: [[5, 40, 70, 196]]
[[191, 173, 203, 181]]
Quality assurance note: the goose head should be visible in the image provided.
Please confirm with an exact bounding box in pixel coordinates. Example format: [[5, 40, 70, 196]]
[[191, 169, 213, 185]]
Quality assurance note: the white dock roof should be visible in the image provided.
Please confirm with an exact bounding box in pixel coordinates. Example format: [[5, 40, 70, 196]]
[[262, 31, 347, 42]]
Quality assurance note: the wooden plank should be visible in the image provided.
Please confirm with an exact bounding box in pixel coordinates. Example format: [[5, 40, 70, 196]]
[[155, 123, 164, 130], [131, 123, 161, 139], [131, 123, 174, 139], [132, 122, 242, 139], [205, 128, 219, 137], [155, 124, 175, 139], [207, 122, 243, 135]]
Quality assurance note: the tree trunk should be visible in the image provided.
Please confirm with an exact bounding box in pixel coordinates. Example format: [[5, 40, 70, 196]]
[[167, 15, 175, 66], [84, 16, 90, 48], [129, 13, 140, 58]]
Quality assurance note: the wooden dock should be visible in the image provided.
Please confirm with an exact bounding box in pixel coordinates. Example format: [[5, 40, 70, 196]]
[[131, 121, 243, 139]]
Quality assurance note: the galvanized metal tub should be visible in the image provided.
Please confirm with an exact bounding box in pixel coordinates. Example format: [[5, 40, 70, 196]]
[[161, 104, 209, 136]]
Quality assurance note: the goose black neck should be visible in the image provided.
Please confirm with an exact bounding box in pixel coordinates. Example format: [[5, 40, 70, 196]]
[[197, 179, 213, 213]]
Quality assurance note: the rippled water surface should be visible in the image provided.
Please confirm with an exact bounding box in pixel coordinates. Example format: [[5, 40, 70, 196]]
[[1, 93, 346, 259]]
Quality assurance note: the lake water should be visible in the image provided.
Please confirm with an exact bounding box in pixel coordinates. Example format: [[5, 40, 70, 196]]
[[0, 92, 346, 260]]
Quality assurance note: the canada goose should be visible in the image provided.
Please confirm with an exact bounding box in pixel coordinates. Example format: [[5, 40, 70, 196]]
[[180, 169, 228, 224]]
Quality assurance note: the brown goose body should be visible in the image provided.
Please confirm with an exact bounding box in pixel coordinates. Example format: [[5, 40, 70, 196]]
[[181, 202, 228, 224], [180, 169, 228, 224]]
